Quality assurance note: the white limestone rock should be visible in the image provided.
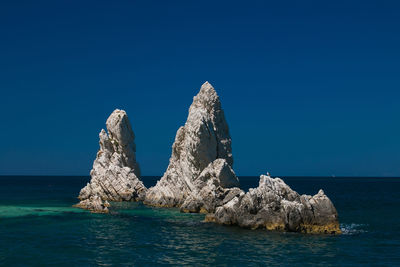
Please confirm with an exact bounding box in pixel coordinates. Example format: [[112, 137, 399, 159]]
[[205, 175, 341, 234], [144, 82, 237, 209], [75, 109, 146, 213], [74, 195, 110, 213], [180, 159, 241, 213]]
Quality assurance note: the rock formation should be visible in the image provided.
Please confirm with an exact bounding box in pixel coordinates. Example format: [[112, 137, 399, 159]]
[[205, 174, 341, 234], [74, 109, 147, 213], [144, 82, 240, 210], [74, 82, 341, 234]]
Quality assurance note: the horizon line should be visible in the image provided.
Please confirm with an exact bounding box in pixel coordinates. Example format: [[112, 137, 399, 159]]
[[0, 174, 399, 178]]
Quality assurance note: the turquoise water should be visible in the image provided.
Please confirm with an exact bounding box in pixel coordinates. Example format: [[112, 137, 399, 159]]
[[0, 176, 399, 266]]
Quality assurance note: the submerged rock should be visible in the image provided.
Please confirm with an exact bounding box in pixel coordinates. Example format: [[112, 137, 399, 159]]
[[205, 175, 341, 234], [144, 82, 238, 210], [74, 109, 146, 213]]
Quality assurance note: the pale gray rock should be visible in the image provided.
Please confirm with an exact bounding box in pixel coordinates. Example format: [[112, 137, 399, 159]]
[[75, 109, 146, 213], [144, 82, 236, 209], [74, 195, 110, 213], [180, 159, 241, 213], [205, 175, 341, 234]]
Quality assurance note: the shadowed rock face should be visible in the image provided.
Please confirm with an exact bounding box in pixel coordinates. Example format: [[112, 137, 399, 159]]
[[74, 109, 146, 213], [144, 82, 239, 209], [205, 175, 341, 234]]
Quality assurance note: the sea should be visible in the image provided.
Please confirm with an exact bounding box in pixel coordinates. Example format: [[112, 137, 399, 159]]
[[0, 176, 399, 266]]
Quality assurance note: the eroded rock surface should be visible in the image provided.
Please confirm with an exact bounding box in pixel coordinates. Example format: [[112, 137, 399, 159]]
[[180, 159, 241, 213], [144, 82, 238, 209], [205, 175, 341, 234], [74, 109, 146, 213]]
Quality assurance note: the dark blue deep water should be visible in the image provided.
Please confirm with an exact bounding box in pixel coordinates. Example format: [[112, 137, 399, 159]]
[[0, 176, 399, 266]]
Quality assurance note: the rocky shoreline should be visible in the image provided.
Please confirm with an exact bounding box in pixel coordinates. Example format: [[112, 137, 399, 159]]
[[75, 82, 341, 234]]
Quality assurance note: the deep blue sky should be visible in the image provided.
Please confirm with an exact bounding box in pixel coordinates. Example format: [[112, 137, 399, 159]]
[[0, 1, 399, 176]]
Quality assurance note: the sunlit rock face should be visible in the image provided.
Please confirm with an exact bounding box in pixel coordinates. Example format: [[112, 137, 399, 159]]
[[144, 82, 239, 209], [75, 109, 146, 213], [205, 175, 341, 234]]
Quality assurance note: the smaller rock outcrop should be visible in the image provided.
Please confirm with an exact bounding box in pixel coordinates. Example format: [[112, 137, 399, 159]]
[[74, 195, 110, 213], [205, 175, 341, 234], [74, 109, 147, 213]]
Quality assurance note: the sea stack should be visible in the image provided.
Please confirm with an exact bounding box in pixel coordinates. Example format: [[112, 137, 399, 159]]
[[205, 174, 341, 234], [144, 82, 241, 212], [75, 109, 147, 213]]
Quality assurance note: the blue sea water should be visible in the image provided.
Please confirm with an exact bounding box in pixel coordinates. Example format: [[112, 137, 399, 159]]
[[0, 176, 399, 266]]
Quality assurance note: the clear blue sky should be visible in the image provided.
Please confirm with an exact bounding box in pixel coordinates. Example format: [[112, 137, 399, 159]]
[[1, 1, 399, 176]]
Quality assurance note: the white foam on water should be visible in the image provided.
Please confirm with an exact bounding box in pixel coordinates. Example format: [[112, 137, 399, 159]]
[[340, 223, 368, 235]]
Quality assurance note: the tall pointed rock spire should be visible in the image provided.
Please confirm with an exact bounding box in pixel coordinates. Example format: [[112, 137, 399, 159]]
[[144, 82, 240, 210]]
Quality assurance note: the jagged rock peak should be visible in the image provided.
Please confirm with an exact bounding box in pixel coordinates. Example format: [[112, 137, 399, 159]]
[[144, 82, 235, 208], [74, 109, 146, 213], [186, 81, 233, 166], [190, 81, 220, 112]]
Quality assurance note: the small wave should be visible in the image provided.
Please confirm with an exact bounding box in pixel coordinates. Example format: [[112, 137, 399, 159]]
[[340, 223, 368, 235]]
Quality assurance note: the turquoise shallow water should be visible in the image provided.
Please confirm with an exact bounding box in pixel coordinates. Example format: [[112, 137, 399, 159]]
[[0, 176, 399, 266]]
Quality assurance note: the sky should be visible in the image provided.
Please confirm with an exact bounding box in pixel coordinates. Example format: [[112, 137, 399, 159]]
[[0, 0, 399, 177]]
